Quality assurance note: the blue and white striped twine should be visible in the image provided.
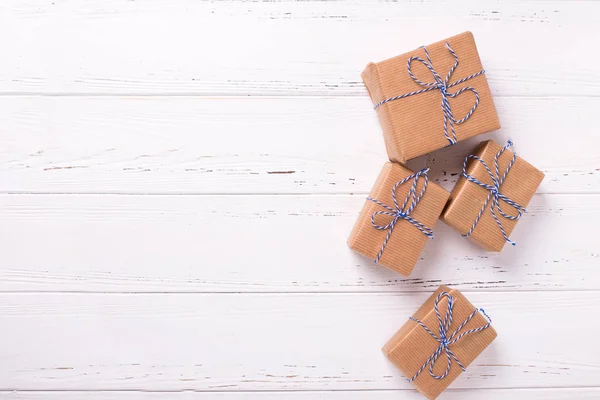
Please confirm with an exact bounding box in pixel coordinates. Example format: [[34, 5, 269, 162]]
[[374, 42, 484, 146], [367, 168, 433, 263], [408, 292, 492, 383], [462, 140, 525, 246]]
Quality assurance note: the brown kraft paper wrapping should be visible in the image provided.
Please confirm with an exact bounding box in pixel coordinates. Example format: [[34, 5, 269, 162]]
[[347, 163, 449, 276], [362, 31, 500, 163], [442, 140, 545, 252], [383, 285, 497, 400]]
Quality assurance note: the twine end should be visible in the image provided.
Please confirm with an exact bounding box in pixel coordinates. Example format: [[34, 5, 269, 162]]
[[478, 308, 492, 323]]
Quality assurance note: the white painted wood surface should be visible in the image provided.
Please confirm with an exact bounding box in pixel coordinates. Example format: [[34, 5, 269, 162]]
[[1, 0, 599, 97], [1, 97, 598, 194], [0, 292, 597, 390], [0, 193, 597, 293], [1, 0, 599, 398]]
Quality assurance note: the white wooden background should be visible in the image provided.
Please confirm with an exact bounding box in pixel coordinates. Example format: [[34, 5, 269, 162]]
[[1, 0, 599, 398]]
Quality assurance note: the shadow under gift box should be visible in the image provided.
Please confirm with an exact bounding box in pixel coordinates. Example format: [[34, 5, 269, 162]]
[[362, 31, 500, 163], [442, 140, 545, 252], [347, 163, 449, 276], [383, 285, 497, 400]]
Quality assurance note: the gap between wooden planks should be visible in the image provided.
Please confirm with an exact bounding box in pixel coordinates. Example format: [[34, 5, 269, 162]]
[[0, 388, 599, 400]]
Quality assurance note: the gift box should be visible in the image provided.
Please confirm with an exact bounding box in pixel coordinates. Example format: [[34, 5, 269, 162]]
[[347, 162, 449, 276], [362, 31, 500, 163], [383, 285, 497, 400], [442, 140, 545, 251]]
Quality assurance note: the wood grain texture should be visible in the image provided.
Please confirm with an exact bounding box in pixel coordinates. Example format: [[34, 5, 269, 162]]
[[1, 0, 599, 397], [0, 193, 597, 293], [1, 96, 598, 195], [0, 1, 598, 96], [0, 292, 598, 391], [1, 388, 599, 399]]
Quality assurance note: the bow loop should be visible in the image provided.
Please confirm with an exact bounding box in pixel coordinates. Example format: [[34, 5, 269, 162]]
[[406, 56, 442, 89], [408, 292, 492, 383], [371, 210, 401, 231], [462, 141, 526, 246], [375, 42, 485, 146], [446, 86, 480, 124], [367, 168, 433, 263]]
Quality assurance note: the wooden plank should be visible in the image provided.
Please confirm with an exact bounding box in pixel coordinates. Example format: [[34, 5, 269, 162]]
[[0, 1, 598, 96], [0, 292, 597, 390], [0, 96, 597, 195], [0, 193, 597, 293], [1, 388, 600, 400]]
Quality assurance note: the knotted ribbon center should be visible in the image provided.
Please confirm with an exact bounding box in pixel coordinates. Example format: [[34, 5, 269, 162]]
[[374, 42, 485, 146], [408, 292, 492, 383], [462, 140, 526, 246], [367, 168, 433, 263]]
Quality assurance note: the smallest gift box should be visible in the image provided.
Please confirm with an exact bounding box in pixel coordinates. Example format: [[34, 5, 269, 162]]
[[362, 31, 500, 163], [442, 140, 545, 251], [347, 162, 449, 276], [383, 285, 497, 400]]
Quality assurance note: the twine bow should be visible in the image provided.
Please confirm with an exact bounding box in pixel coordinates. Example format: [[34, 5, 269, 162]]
[[462, 140, 525, 246], [408, 292, 492, 382], [367, 168, 433, 263], [374, 42, 485, 146]]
